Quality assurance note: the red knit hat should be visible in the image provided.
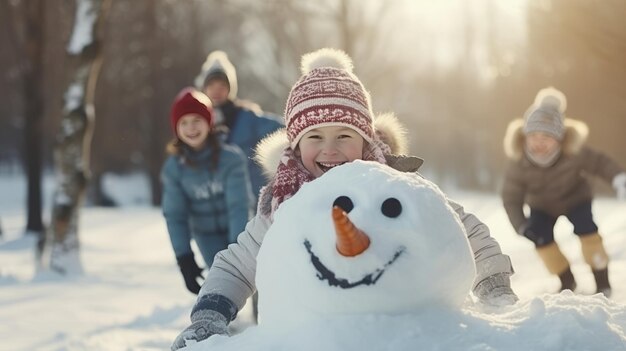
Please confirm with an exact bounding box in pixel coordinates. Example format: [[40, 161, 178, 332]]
[[284, 48, 374, 149], [170, 87, 214, 137]]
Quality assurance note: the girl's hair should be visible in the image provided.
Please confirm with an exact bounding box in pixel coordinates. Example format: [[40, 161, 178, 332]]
[[166, 132, 221, 171]]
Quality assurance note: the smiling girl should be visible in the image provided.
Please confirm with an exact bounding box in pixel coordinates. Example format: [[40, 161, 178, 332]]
[[171, 49, 517, 350], [161, 88, 253, 295]]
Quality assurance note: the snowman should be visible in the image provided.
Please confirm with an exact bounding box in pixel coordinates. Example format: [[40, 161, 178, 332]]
[[256, 160, 476, 327]]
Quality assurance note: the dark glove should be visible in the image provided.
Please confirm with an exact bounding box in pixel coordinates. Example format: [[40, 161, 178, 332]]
[[474, 272, 519, 307], [171, 310, 229, 351], [177, 253, 203, 294]]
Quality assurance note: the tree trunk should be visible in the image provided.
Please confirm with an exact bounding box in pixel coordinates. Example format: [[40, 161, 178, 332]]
[[145, 0, 164, 206], [42, 0, 111, 275], [2, 0, 47, 237], [23, 0, 46, 237]]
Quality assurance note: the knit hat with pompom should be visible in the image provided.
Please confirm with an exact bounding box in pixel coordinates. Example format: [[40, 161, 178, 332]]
[[523, 87, 567, 140], [284, 48, 374, 149]]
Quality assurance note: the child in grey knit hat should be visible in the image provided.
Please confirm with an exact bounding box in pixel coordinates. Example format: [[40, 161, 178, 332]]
[[502, 87, 626, 297]]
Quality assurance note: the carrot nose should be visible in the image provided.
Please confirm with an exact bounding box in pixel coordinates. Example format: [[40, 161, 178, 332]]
[[333, 206, 370, 257]]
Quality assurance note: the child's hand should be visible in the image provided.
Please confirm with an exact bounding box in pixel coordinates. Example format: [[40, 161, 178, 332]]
[[480, 286, 519, 307], [474, 272, 519, 307], [177, 253, 204, 294], [171, 310, 229, 350], [613, 172, 626, 200]]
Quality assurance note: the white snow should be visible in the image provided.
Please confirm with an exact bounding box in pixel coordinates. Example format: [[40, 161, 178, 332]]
[[63, 83, 86, 113], [1, 168, 626, 350], [67, 0, 98, 55]]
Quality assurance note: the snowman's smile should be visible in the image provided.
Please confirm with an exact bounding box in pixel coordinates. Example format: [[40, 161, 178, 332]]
[[303, 239, 405, 289]]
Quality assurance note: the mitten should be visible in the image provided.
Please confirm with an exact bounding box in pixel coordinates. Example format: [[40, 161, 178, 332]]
[[612, 172, 626, 200], [171, 310, 229, 351], [474, 272, 519, 307], [177, 253, 203, 294]]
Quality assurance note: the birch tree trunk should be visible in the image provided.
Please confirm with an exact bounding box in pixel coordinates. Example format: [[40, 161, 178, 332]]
[[42, 0, 111, 274]]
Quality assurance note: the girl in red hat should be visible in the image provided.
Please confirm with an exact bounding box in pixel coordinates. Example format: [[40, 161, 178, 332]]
[[162, 88, 254, 295]]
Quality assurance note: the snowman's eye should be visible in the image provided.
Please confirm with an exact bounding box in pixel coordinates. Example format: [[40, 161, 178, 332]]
[[333, 196, 354, 213], [381, 198, 402, 218]]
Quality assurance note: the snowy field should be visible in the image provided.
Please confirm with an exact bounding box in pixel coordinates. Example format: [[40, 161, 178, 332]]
[[1, 172, 625, 351]]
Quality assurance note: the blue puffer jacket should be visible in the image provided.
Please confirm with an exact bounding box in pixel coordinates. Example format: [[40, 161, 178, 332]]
[[222, 104, 283, 202], [161, 142, 254, 265]]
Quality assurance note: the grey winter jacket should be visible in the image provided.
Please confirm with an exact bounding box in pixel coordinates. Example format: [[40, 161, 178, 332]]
[[198, 155, 514, 312]]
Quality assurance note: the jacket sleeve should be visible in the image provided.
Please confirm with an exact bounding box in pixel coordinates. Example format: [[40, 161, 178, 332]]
[[255, 113, 284, 140], [161, 158, 193, 258], [501, 164, 527, 233], [198, 213, 271, 311], [223, 149, 254, 243], [447, 197, 515, 290], [580, 146, 624, 182]]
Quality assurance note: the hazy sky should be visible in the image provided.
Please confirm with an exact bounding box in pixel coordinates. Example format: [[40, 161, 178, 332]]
[[381, 0, 528, 82]]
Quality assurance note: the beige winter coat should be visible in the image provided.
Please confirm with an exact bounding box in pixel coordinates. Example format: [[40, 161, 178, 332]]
[[199, 114, 514, 312], [501, 118, 624, 232]]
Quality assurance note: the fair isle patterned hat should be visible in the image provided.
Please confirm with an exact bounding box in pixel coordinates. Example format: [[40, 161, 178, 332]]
[[285, 48, 375, 149], [523, 87, 566, 140]]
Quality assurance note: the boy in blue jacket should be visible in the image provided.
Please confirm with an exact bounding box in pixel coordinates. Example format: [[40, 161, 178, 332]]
[[195, 51, 283, 203]]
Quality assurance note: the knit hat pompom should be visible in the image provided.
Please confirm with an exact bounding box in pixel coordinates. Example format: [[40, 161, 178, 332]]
[[285, 48, 374, 149], [533, 86, 567, 113], [300, 48, 354, 74]]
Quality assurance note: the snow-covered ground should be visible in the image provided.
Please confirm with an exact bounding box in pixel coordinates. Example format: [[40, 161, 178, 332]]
[[1, 173, 625, 350]]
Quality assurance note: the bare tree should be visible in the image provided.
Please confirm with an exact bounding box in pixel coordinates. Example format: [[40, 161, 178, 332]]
[[235, 0, 398, 114], [144, 0, 166, 206], [1, 0, 46, 237], [41, 0, 112, 274]]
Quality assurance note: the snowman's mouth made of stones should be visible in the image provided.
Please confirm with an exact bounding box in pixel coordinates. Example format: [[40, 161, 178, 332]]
[[303, 239, 406, 289]]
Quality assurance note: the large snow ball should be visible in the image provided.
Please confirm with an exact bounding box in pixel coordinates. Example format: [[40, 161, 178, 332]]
[[256, 160, 476, 326]]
